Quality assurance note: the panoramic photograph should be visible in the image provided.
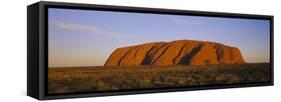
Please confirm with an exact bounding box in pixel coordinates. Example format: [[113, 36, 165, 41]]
[[48, 8, 270, 94]]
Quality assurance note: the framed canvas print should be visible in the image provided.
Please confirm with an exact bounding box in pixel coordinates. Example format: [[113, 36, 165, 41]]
[[27, 1, 274, 100]]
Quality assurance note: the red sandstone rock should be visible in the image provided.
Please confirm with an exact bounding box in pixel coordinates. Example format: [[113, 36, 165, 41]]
[[104, 39, 245, 66]]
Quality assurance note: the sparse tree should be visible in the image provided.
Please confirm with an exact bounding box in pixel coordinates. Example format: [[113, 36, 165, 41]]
[[204, 59, 210, 65]]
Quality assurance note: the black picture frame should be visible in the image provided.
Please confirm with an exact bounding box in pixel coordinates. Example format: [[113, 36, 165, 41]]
[[27, 1, 274, 100]]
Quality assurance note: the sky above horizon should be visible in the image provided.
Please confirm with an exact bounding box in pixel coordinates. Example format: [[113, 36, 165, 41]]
[[48, 8, 270, 67]]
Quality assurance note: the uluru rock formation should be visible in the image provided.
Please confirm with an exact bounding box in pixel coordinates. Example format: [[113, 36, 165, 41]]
[[104, 39, 245, 66]]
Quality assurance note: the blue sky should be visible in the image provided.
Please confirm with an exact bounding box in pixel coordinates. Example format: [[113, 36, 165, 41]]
[[48, 8, 270, 67]]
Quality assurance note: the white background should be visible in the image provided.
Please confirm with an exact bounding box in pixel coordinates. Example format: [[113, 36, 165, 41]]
[[0, 0, 280, 101]]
